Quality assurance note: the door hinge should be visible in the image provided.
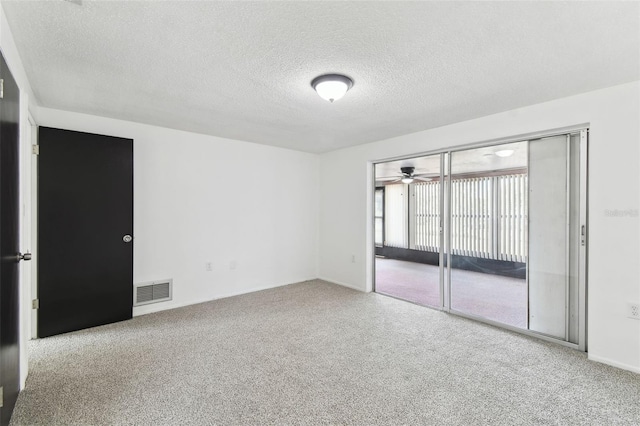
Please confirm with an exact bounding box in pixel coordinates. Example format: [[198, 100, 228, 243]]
[[0, 79, 4, 99], [0, 386, 4, 408], [32, 299, 39, 309], [32, 145, 40, 155]]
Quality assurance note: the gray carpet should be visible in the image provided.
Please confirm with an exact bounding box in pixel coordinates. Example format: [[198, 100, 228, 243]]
[[10, 280, 640, 425]]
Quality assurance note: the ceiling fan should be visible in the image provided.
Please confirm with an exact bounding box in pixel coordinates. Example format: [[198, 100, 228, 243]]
[[376, 167, 433, 184]]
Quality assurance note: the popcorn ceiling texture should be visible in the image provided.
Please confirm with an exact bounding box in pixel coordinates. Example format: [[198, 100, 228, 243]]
[[11, 281, 640, 425], [3, 1, 639, 153]]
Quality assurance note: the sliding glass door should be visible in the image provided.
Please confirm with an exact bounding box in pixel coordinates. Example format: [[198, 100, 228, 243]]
[[374, 130, 587, 348], [527, 133, 584, 342]]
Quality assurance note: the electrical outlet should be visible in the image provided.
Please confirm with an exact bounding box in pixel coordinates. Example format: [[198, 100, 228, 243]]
[[351, 254, 356, 263], [628, 302, 640, 320], [229, 260, 237, 270], [205, 262, 212, 272]]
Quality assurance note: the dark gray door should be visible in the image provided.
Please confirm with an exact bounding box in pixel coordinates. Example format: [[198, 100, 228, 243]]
[[38, 127, 133, 338], [0, 51, 22, 426]]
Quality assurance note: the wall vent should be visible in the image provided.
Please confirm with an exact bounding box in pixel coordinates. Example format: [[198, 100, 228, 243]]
[[134, 279, 172, 306]]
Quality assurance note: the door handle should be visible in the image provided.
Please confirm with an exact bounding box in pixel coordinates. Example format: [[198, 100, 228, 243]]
[[123, 235, 133, 243], [17, 252, 32, 262]]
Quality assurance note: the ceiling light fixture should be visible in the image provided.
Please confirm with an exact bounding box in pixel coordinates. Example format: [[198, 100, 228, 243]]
[[401, 177, 414, 184], [311, 74, 353, 103], [495, 149, 514, 158]]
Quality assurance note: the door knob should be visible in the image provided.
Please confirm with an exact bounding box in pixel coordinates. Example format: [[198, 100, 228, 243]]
[[123, 235, 133, 243], [17, 252, 32, 262]]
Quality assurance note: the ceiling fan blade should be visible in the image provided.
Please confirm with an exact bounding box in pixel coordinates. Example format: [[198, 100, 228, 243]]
[[376, 178, 402, 184], [413, 176, 433, 182], [376, 176, 401, 181]]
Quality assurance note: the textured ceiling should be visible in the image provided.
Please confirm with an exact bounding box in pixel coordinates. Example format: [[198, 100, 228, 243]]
[[3, 1, 639, 153]]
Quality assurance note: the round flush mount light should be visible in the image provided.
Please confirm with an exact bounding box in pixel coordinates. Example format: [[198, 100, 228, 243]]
[[311, 74, 353, 103], [495, 149, 514, 158]]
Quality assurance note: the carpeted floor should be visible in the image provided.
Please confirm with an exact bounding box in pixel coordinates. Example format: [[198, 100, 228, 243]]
[[375, 258, 527, 328], [11, 280, 640, 425]]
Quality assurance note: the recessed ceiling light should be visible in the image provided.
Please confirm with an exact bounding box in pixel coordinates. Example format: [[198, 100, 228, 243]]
[[495, 149, 514, 158], [311, 74, 353, 103]]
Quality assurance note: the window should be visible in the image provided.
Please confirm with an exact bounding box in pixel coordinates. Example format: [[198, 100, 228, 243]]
[[374, 188, 384, 246]]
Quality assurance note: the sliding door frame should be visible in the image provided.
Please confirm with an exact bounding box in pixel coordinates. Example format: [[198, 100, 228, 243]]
[[578, 129, 588, 352], [445, 152, 452, 313], [439, 154, 446, 310], [371, 125, 588, 351]]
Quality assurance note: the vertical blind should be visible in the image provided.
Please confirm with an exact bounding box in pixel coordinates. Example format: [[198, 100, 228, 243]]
[[451, 177, 493, 259], [384, 174, 528, 261], [498, 174, 528, 262], [414, 181, 440, 252]]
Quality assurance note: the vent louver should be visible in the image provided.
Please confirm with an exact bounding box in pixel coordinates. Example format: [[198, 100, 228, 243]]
[[134, 279, 172, 306]]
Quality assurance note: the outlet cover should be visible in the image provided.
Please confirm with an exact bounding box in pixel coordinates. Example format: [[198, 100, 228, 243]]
[[628, 302, 640, 320]]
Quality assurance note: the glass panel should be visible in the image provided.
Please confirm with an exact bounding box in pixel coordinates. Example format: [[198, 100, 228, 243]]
[[527, 135, 580, 341], [384, 184, 408, 248], [374, 155, 441, 308], [449, 141, 528, 328], [374, 218, 383, 246], [375, 189, 383, 217], [374, 189, 384, 246]]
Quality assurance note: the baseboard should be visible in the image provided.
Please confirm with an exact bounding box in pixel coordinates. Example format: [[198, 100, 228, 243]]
[[317, 276, 367, 292], [213, 278, 319, 300], [133, 295, 222, 317], [133, 277, 317, 317], [588, 354, 640, 374]]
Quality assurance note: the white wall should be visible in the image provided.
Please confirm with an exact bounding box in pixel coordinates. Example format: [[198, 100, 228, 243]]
[[318, 81, 640, 373], [36, 108, 319, 316], [1, 4, 38, 388]]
